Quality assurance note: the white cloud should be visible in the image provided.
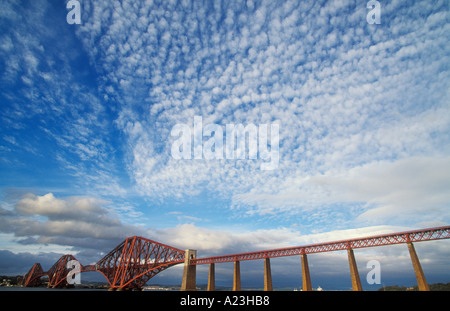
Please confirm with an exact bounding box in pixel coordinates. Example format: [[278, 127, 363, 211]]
[[1, 0, 449, 265], [1, 193, 146, 255], [333, 157, 450, 224], [16, 193, 109, 221], [234, 156, 450, 226], [83, 0, 447, 227], [153, 222, 413, 258], [0, 1, 128, 199], [1, 0, 449, 289], [154, 223, 450, 289]]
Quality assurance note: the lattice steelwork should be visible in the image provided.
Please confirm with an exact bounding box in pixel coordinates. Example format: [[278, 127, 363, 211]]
[[23, 255, 80, 288], [47, 254, 79, 288], [95, 236, 185, 290], [22, 226, 450, 290], [23, 263, 45, 287], [191, 225, 450, 265]]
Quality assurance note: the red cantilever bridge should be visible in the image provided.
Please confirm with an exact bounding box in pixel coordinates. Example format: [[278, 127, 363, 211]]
[[23, 225, 450, 291], [23, 237, 185, 290]]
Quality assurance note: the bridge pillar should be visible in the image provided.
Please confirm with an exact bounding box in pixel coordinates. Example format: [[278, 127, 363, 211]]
[[181, 249, 197, 291], [264, 258, 273, 291], [233, 261, 241, 291], [407, 242, 429, 291], [347, 248, 362, 291], [301, 253, 312, 291], [207, 263, 215, 291]]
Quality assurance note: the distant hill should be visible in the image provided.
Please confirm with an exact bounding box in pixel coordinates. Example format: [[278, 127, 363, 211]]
[[378, 283, 450, 291]]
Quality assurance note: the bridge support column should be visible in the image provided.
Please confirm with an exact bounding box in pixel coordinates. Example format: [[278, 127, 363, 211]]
[[301, 253, 312, 291], [181, 249, 197, 291], [347, 248, 362, 291], [233, 261, 241, 291], [207, 263, 215, 291], [407, 242, 429, 291], [264, 258, 273, 291]]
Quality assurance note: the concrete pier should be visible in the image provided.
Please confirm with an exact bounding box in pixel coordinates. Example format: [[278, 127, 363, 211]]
[[347, 248, 362, 291], [407, 242, 429, 291], [264, 258, 273, 291], [233, 261, 241, 291], [181, 249, 197, 291], [207, 263, 215, 291], [301, 253, 312, 291]]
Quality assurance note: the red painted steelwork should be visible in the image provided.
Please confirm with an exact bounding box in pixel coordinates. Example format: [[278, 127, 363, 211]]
[[23, 236, 185, 290], [94, 236, 185, 290], [23, 254, 80, 288], [23, 263, 44, 287], [47, 254, 79, 288], [191, 225, 450, 265], [22, 225, 450, 289]]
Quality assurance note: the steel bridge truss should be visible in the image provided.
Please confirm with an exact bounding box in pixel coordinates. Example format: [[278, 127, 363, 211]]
[[22, 225, 450, 290], [23, 254, 79, 288], [191, 225, 450, 265], [23, 236, 185, 290], [95, 236, 185, 290]]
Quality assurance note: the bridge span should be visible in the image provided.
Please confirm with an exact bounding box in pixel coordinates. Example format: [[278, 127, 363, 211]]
[[22, 225, 450, 291]]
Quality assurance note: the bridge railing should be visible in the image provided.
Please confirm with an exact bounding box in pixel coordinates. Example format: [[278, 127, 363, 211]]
[[181, 225, 450, 291], [191, 225, 450, 265], [22, 225, 450, 291]]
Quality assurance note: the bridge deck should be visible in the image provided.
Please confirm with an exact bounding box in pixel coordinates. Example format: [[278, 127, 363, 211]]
[[191, 225, 450, 265]]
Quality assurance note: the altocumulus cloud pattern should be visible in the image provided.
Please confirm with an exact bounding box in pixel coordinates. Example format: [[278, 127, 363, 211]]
[[0, 0, 449, 289]]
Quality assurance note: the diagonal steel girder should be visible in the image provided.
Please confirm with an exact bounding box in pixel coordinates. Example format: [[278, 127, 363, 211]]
[[95, 236, 185, 290]]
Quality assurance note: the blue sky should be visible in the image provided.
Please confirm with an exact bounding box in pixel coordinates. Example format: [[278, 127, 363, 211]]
[[1, 0, 450, 289]]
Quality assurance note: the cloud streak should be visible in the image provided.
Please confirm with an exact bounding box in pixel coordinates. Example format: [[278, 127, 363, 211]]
[[68, 0, 450, 227], [0, 0, 449, 288]]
